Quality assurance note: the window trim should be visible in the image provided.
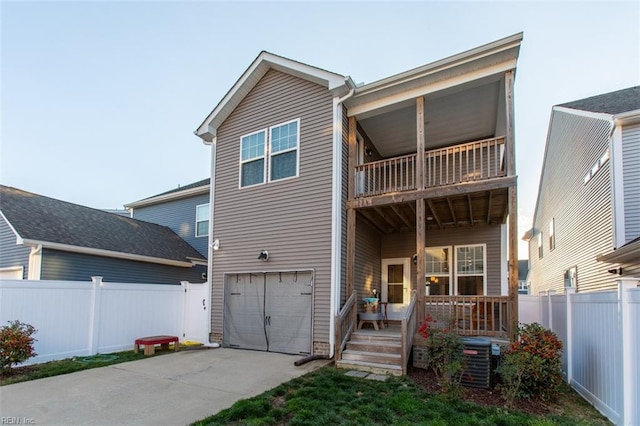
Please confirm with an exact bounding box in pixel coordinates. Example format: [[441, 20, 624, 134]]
[[195, 203, 210, 237], [268, 118, 300, 183], [538, 232, 544, 259], [549, 219, 555, 251], [239, 128, 268, 189], [454, 244, 487, 296], [564, 266, 577, 288]]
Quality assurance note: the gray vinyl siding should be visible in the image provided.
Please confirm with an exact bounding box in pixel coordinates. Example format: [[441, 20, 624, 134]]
[[529, 110, 615, 295], [0, 216, 30, 278], [380, 225, 503, 295], [40, 249, 206, 284], [622, 122, 640, 244], [211, 69, 335, 348], [132, 193, 210, 258], [355, 218, 382, 307]]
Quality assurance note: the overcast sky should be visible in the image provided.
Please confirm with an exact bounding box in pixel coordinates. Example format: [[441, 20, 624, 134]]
[[2, 1, 639, 258]]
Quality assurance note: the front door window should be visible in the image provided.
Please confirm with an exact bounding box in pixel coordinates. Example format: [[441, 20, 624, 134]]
[[387, 263, 404, 303]]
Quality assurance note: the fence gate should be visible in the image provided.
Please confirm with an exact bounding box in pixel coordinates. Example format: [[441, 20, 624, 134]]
[[183, 281, 210, 344], [223, 271, 313, 355]]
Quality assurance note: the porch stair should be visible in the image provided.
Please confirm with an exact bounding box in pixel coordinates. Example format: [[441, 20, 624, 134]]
[[336, 328, 403, 376]]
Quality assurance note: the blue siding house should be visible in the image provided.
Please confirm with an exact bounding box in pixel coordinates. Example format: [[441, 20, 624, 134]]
[[125, 179, 210, 258], [0, 185, 206, 284]]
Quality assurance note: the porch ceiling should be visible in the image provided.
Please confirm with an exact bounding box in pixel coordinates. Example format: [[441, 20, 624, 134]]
[[357, 188, 508, 234], [357, 77, 502, 158]]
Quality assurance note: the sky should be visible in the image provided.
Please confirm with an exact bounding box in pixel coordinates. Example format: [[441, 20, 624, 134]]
[[2, 1, 639, 259]]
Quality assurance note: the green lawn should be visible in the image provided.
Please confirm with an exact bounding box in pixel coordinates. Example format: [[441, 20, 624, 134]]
[[193, 366, 608, 426], [0, 348, 174, 386]]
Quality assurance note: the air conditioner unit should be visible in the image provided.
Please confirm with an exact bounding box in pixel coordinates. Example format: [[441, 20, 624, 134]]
[[460, 337, 492, 389]]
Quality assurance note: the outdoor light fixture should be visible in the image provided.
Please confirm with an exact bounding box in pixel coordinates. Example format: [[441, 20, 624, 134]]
[[365, 146, 373, 157], [258, 250, 269, 261], [212, 239, 220, 250], [412, 254, 418, 265], [607, 267, 623, 275]]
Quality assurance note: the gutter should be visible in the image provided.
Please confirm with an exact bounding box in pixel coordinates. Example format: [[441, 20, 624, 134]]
[[329, 86, 355, 358]]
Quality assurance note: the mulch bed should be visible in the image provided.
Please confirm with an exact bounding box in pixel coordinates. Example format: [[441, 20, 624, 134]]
[[407, 364, 555, 417]]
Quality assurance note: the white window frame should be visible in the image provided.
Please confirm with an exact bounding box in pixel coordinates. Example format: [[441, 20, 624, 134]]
[[195, 203, 210, 237], [549, 219, 555, 251], [454, 244, 487, 296], [538, 232, 544, 259], [424, 246, 452, 295], [268, 118, 300, 183], [239, 129, 267, 188]]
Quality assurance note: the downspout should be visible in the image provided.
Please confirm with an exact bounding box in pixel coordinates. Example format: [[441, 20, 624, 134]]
[[28, 244, 42, 280], [329, 87, 355, 358], [200, 134, 216, 343]]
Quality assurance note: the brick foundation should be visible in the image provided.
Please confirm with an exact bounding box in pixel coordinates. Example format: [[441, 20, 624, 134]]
[[209, 332, 222, 344], [313, 341, 330, 356]]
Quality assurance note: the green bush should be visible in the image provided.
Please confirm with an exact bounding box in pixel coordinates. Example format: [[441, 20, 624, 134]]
[[419, 314, 465, 397], [0, 320, 38, 373], [498, 322, 563, 406]]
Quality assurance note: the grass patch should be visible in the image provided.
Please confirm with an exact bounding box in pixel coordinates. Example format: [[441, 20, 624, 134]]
[[193, 366, 608, 426], [0, 348, 174, 386]]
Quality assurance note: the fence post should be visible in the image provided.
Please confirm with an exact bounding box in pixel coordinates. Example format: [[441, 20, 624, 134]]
[[547, 290, 555, 331], [88, 277, 103, 355], [619, 278, 638, 426], [565, 287, 575, 385]]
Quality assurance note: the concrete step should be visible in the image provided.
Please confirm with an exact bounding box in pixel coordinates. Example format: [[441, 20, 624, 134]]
[[346, 340, 402, 354], [336, 359, 403, 376], [341, 349, 402, 366]]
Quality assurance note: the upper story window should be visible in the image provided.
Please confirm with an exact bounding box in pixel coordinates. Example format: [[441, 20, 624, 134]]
[[240, 119, 300, 188], [549, 219, 555, 251], [269, 119, 299, 181], [240, 130, 267, 187], [196, 203, 210, 237], [425, 247, 451, 296], [538, 232, 544, 259]]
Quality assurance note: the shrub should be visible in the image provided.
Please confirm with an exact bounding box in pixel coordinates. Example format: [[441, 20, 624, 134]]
[[0, 320, 38, 373], [419, 314, 465, 397], [498, 322, 563, 406]]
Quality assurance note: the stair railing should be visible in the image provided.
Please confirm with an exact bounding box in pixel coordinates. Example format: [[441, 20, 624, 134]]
[[400, 290, 418, 375], [334, 291, 357, 364]]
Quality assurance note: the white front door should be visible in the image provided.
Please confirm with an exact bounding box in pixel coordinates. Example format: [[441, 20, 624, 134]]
[[183, 281, 210, 344], [381, 258, 411, 320]]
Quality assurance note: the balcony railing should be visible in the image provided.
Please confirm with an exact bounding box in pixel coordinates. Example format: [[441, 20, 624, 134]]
[[354, 136, 506, 198], [423, 295, 509, 338]]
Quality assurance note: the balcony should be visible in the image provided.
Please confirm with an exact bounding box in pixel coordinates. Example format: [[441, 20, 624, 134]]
[[354, 136, 506, 199]]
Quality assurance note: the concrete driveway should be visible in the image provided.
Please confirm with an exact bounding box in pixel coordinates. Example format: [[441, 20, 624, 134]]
[[0, 348, 329, 425]]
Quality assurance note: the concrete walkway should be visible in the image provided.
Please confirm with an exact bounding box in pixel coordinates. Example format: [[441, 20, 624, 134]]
[[0, 348, 330, 425]]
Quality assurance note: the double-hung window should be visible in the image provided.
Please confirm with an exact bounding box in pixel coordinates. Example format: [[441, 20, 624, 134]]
[[240, 119, 300, 188], [240, 130, 267, 187], [195, 203, 210, 237], [269, 119, 299, 181], [456, 245, 485, 295], [425, 247, 451, 295]]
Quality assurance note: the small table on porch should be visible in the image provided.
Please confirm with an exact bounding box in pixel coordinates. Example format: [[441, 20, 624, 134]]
[[357, 312, 385, 330]]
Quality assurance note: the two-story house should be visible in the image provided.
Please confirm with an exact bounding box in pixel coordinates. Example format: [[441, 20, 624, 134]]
[[195, 33, 522, 374], [0, 185, 206, 283], [524, 87, 640, 295]]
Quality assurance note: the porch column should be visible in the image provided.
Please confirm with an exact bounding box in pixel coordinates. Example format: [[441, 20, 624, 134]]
[[346, 116, 358, 296], [505, 70, 519, 340], [416, 96, 426, 321]]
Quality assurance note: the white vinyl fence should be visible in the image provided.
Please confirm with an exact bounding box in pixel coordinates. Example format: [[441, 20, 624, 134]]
[[519, 279, 639, 426], [0, 277, 209, 365]]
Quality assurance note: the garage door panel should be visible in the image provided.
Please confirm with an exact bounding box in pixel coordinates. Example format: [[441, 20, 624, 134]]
[[224, 273, 267, 351]]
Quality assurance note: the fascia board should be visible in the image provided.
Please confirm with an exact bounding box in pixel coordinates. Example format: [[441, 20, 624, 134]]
[[615, 109, 640, 125], [348, 59, 516, 118], [195, 52, 349, 141], [353, 33, 522, 97], [21, 238, 198, 267], [553, 106, 614, 122], [125, 185, 209, 209], [597, 241, 640, 263]]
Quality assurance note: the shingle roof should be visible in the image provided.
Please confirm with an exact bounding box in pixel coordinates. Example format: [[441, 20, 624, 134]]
[[558, 86, 640, 115], [0, 185, 205, 263]]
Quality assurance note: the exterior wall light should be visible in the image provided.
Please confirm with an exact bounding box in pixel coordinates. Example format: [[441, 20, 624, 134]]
[[258, 250, 269, 261], [212, 239, 220, 250]]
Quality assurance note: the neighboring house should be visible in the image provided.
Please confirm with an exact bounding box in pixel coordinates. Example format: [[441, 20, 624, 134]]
[[0, 185, 206, 283], [194, 33, 522, 372], [518, 259, 529, 294], [524, 87, 640, 295], [125, 178, 210, 258]]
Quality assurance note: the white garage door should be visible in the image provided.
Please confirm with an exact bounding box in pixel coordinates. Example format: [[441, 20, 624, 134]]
[[223, 271, 313, 355]]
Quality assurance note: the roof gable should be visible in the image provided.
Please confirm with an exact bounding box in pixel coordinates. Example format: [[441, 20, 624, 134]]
[[0, 185, 205, 265], [196, 51, 353, 142]]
